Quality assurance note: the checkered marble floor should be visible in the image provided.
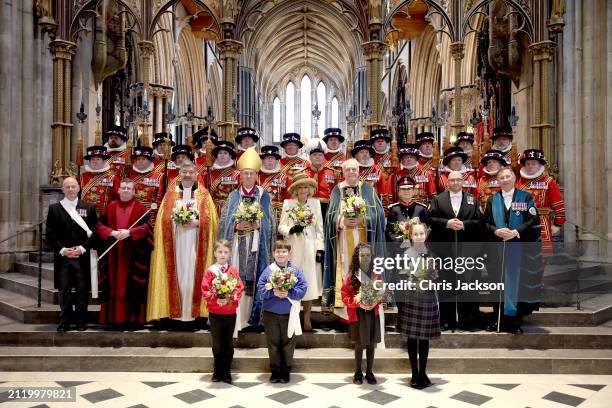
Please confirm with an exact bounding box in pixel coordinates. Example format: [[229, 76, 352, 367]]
[[0, 372, 610, 408]]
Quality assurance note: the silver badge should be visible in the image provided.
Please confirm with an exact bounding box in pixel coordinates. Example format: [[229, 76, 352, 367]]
[[529, 207, 537, 215]]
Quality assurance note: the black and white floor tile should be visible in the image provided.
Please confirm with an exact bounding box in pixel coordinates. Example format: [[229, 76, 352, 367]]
[[0, 373, 610, 407]]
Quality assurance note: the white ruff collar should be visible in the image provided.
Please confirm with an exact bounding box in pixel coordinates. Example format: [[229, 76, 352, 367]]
[[359, 158, 375, 168], [401, 162, 419, 171], [420, 152, 433, 159], [104, 143, 126, 153], [326, 146, 342, 154], [493, 143, 512, 153], [520, 166, 545, 180], [374, 145, 390, 155], [441, 165, 467, 173], [84, 163, 111, 173], [132, 162, 154, 174], [212, 160, 235, 170], [483, 167, 499, 176], [284, 152, 301, 159], [261, 163, 281, 174]]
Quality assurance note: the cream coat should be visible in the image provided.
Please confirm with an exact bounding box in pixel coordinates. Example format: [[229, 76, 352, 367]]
[[278, 198, 324, 301]]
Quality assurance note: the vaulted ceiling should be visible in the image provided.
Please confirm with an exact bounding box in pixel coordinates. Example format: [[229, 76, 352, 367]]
[[238, 0, 367, 101]]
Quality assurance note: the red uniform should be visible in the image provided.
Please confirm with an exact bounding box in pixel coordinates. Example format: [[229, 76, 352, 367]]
[[372, 150, 396, 213], [280, 156, 309, 193], [305, 164, 336, 204], [358, 161, 380, 188], [106, 147, 127, 178], [195, 154, 208, 177], [437, 170, 478, 197], [258, 168, 289, 222], [125, 164, 165, 226], [476, 171, 501, 208], [324, 150, 345, 174], [80, 167, 120, 217], [397, 164, 437, 205], [516, 171, 566, 255], [206, 163, 241, 216]]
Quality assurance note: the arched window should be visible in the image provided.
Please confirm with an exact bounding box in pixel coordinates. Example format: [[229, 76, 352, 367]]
[[331, 97, 339, 128], [316, 82, 326, 136], [300, 75, 311, 138], [285, 82, 295, 133], [273, 97, 281, 142]]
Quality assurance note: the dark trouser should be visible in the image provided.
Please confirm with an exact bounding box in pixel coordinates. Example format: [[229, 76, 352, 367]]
[[355, 345, 375, 374], [209, 313, 236, 376], [58, 261, 88, 325], [263, 311, 296, 375]]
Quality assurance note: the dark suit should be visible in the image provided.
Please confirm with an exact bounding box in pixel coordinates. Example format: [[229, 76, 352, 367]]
[[385, 201, 430, 243], [427, 190, 483, 328], [46, 200, 98, 325]]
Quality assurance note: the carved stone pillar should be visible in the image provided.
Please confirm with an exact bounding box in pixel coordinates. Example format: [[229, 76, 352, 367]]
[[217, 39, 243, 140], [529, 41, 556, 164], [362, 40, 387, 128], [138, 40, 155, 145], [450, 42, 465, 134], [49, 39, 76, 184]]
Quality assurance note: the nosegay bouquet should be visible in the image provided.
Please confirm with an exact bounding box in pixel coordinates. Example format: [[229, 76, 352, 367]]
[[265, 266, 298, 292], [210, 272, 240, 304], [354, 279, 385, 307], [287, 203, 315, 235], [171, 201, 199, 226], [234, 200, 264, 223], [342, 195, 367, 219]]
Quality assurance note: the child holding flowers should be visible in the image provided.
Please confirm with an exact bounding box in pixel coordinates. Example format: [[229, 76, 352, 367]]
[[278, 172, 324, 331], [395, 218, 440, 389], [201, 240, 244, 384], [257, 240, 307, 384], [341, 243, 385, 385]]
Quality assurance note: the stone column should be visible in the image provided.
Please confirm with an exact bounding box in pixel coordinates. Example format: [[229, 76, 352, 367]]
[[217, 39, 242, 140], [450, 42, 465, 135], [49, 39, 76, 184], [138, 40, 155, 146], [362, 40, 386, 128], [529, 41, 556, 161]]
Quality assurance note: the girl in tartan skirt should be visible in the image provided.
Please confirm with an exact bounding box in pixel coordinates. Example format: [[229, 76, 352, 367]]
[[396, 218, 440, 389]]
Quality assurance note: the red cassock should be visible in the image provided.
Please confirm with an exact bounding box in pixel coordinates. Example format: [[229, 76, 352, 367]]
[[516, 173, 566, 255], [125, 165, 166, 226], [96, 199, 153, 324], [305, 164, 336, 204], [80, 170, 120, 217], [476, 172, 501, 208], [258, 170, 288, 222], [437, 171, 478, 197], [106, 150, 127, 178], [397, 164, 437, 206], [280, 156, 309, 193], [206, 165, 241, 216]]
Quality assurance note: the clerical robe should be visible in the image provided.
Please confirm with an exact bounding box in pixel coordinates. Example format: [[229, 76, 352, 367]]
[[483, 189, 542, 318], [96, 199, 153, 324], [147, 182, 218, 321], [322, 181, 386, 318], [217, 187, 276, 328]]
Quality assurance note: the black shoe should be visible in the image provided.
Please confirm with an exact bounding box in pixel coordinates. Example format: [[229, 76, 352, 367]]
[[211, 373, 222, 382], [57, 323, 70, 332], [270, 372, 281, 383], [409, 374, 420, 388], [76, 323, 86, 331], [353, 371, 363, 385], [280, 372, 290, 384], [222, 373, 232, 384], [365, 371, 377, 385], [418, 373, 432, 388]]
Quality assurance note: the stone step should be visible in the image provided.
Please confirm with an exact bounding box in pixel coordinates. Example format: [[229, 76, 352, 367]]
[[0, 346, 610, 374], [29, 251, 54, 264], [0, 272, 100, 305], [0, 323, 611, 350], [15, 261, 54, 281], [0, 272, 58, 304], [0, 288, 99, 324]]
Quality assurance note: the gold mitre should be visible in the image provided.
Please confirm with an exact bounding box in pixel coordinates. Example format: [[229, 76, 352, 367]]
[[237, 147, 262, 171]]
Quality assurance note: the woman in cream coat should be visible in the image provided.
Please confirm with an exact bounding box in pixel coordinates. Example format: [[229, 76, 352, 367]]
[[278, 172, 324, 331]]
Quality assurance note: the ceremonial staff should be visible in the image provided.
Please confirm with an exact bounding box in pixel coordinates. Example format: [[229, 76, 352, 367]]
[[75, 99, 87, 181], [97, 204, 157, 260]]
